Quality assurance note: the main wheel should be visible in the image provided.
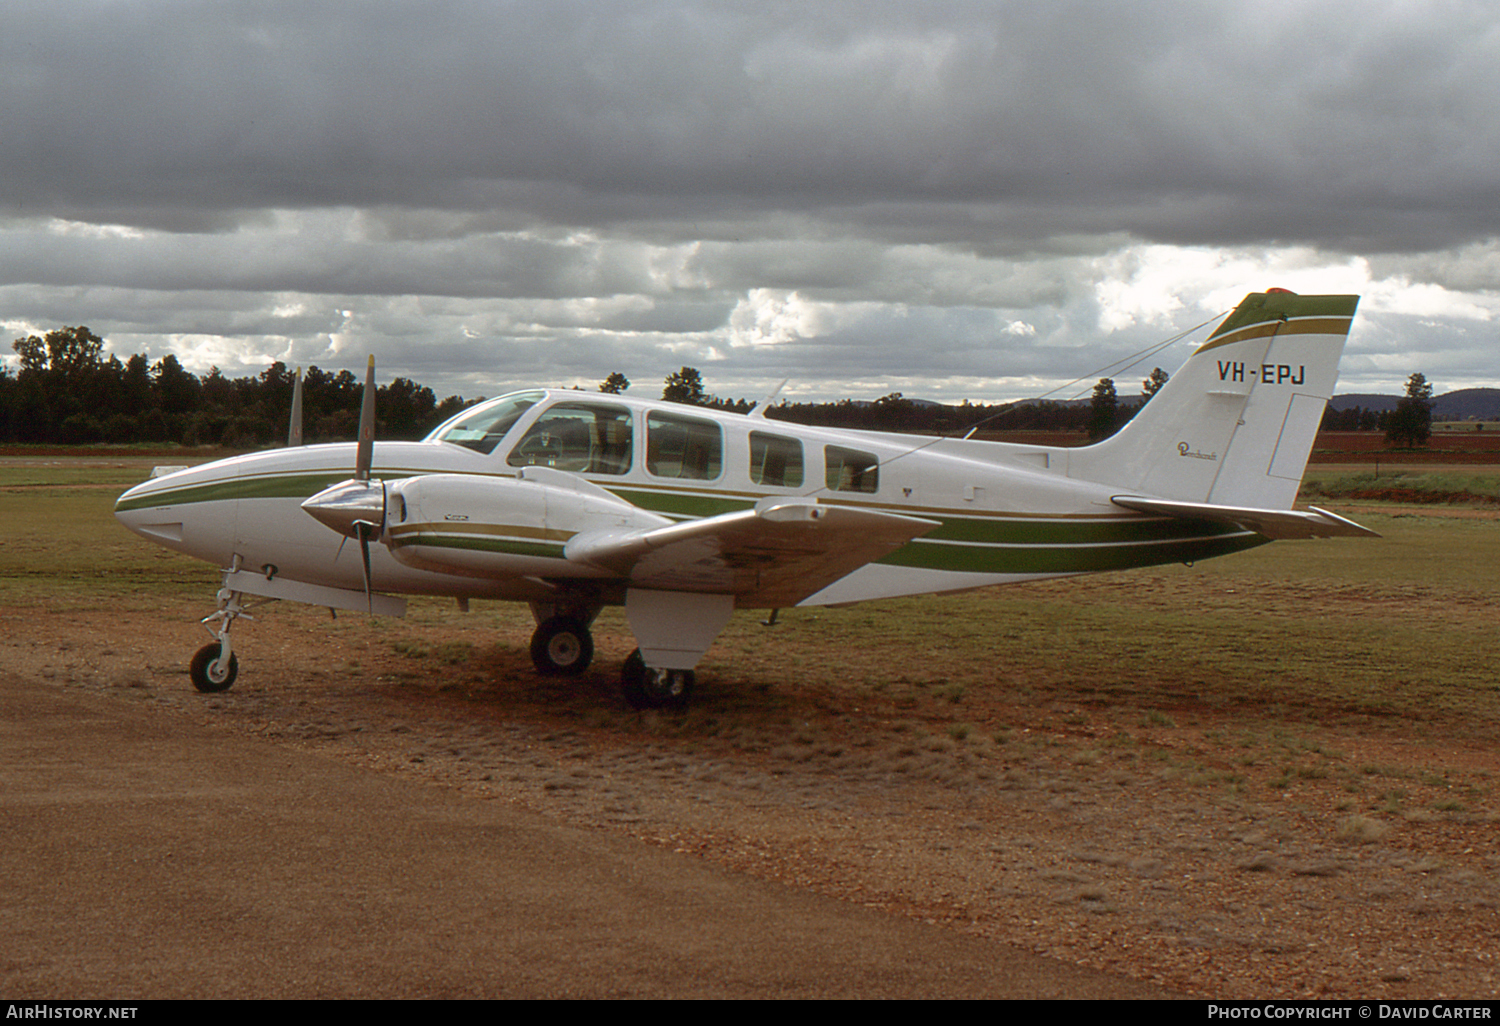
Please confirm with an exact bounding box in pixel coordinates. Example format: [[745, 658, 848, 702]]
[[620, 649, 694, 711], [530, 616, 594, 676], [189, 643, 238, 693]]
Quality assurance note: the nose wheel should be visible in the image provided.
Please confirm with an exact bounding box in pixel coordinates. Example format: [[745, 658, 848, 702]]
[[189, 643, 238, 693]]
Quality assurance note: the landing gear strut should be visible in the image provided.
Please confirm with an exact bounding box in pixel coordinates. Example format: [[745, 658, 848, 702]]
[[620, 649, 694, 711]]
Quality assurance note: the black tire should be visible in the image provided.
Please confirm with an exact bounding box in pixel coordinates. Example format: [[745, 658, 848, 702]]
[[620, 648, 694, 711], [530, 616, 594, 676], [189, 643, 238, 693]]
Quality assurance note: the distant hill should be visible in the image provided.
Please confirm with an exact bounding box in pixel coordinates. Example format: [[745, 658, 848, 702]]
[[1433, 388, 1500, 420], [1329, 388, 1500, 420]]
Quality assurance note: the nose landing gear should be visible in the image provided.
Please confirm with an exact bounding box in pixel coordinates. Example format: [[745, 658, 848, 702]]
[[190, 584, 254, 693], [187, 562, 269, 693]]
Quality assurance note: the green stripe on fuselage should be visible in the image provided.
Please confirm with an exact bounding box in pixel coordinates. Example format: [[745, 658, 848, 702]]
[[604, 487, 754, 519], [115, 468, 443, 513], [916, 513, 1243, 546], [878, 531, 1267, 574], [114, 474, 325, 510], [597, 483, 1265, 573]]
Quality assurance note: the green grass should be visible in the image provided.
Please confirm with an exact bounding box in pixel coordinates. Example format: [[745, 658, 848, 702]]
[[1301, 469, 1500, 503], [0, 461, 180, 489], [1221, 509, 1500, 591], [0, 472, 208, 602]]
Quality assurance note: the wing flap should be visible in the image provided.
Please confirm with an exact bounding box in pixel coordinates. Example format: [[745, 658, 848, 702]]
[[566, 501, 939, 606], [1111, 495, 1379, 540]]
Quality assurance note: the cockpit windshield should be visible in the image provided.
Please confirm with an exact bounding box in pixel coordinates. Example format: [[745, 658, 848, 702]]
[[426, 391, 544, 454]]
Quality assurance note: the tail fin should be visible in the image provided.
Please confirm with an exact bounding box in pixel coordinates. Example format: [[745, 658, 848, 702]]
[[1069, 290, 1360, 509]]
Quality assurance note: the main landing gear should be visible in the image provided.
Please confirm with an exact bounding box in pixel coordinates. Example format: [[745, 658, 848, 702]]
[[620, 649, 693, 711], [529, 616, 594, 676], [525, 602, 698, 710], [527, 600, 602, 678], [525, 606, 687, 708]]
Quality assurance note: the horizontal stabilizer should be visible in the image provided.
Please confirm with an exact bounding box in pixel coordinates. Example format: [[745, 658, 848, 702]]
[[566, 501, 939, 607], [1110, 495, 1379, 540]]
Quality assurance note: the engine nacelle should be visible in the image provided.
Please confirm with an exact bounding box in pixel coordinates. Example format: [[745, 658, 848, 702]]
[[382, 468, 669, 580]]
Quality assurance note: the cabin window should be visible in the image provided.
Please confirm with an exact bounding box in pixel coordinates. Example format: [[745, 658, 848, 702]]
[[646, 411, 722, 480], [506, 402, 633, 474], [428, 391, 543, 454], [825, 445, 879, 493], [750, 432, 803, 488]]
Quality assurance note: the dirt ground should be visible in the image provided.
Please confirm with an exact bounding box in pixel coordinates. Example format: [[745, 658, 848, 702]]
[[11, 675, 1181, 998], [8, 507, 1499, 1001]]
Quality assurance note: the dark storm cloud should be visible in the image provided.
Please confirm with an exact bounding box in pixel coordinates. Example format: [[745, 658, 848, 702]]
[[6, 1, 1498, 249]]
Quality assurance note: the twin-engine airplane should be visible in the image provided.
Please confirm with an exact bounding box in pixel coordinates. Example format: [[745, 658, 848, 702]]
[[116, 289, 1373, 709]]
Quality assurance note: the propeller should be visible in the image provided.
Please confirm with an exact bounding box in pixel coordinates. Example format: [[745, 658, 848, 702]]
[[301, 356, 386, 612]]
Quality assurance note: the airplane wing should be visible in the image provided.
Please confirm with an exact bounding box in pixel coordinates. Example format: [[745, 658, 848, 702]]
[[1110, 495, 1379, 540], [564, 500, 940, 607]]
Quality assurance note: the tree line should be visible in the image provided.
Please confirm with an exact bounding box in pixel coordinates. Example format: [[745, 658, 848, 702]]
[[3, 327, 466, 447]]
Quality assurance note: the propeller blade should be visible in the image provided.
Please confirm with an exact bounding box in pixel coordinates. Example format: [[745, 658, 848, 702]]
[[355, 354, 376, 483], [354, 480, 386, 613], [356, 521, 374, 614], [288, 366, 304, 447]]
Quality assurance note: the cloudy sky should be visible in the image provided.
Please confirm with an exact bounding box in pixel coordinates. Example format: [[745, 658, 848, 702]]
[[4, 0, 1499, 404]]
